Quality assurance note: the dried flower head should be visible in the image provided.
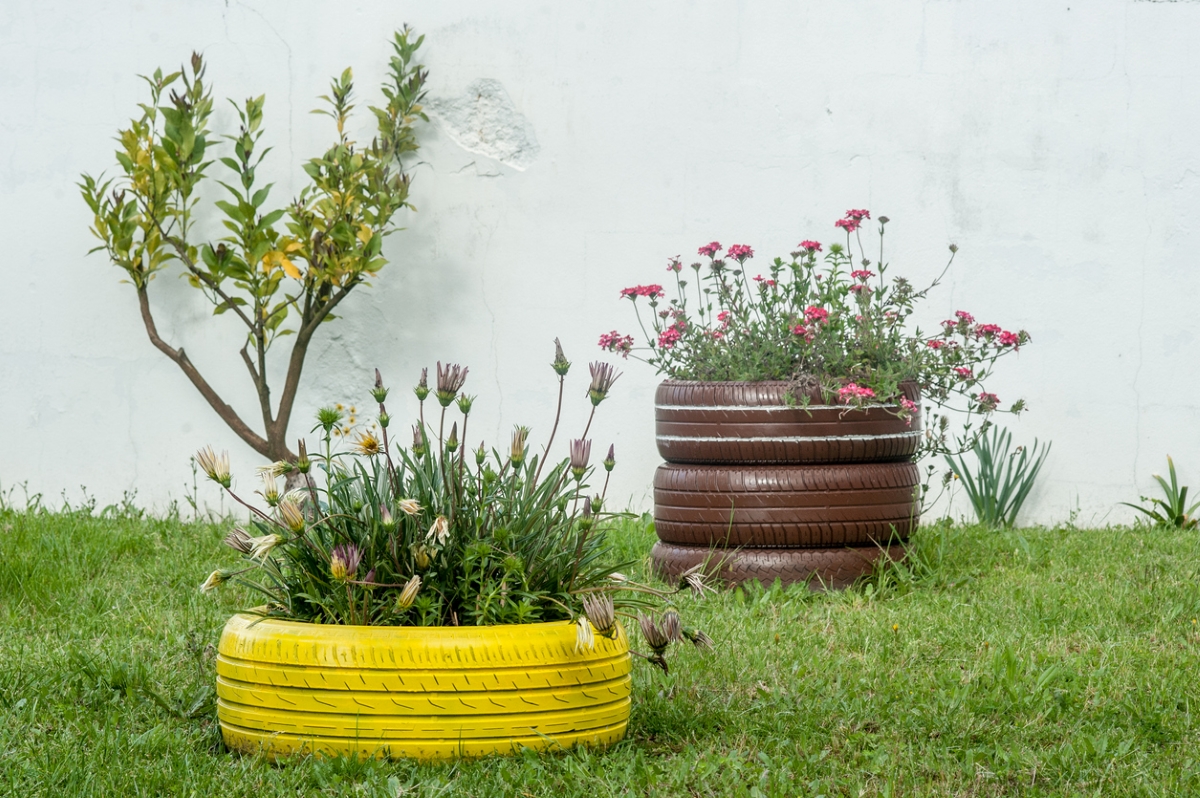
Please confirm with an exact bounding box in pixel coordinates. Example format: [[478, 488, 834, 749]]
[[435, 362, 469, 407], [248, 533, 282, 561], [581, 593, 616, 637], [427, 515, 449, 545], [575, 615, 596, 653], [329, 544, 362, 582], [414, 367, 430, 402], [683, 628, 715, 650], [570, 439, 591, 481], [552, 338, 571, 376], [638, 613, 670, 655], [278, 498, 306, 533], [661, 609, 683, 643], [255, 461, 292, 479], [195, 446, 231, 488], [680, 563, 716, 596], [397, 498, 421, 517], [224, 527, 253, 554], [587, 362, 621, 406], [396, 575, 421, 609]]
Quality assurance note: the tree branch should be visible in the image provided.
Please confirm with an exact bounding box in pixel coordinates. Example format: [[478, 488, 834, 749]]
[[270, 285, 355, 446], [137, 285, 271, 458]]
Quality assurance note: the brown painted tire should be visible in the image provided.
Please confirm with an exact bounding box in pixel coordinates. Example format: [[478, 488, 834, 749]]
[[650, 541, 902, 589], [654, 461, 919, 548], [655, 381, 920, 464]]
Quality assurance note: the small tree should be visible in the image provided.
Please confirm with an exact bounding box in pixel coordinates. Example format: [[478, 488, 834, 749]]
[[81, 28, 428, 465]]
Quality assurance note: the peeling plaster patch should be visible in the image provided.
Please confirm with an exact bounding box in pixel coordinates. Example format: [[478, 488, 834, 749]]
[[430, 80, 539, 171]]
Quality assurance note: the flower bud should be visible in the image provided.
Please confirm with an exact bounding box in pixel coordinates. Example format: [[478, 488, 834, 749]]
[[414, 367, 430, 402], [371, 368, 389, 404], [475, 442, 487, 467], [199, 570, 229, 594], [378, 411, 391, 429], [587, 362, 621, 406], [456, 394, 474, 416], [396, 575, 421, 609], [195, 446, 231, 489], [551, 337, 571, 376], [570, 439, 591, 481], [510, 426, 529, 468], [296, 439, 311, 474], [278, 499, 306, 533], [603, 444, 615, 473], [411, 425, 426, 458], [446, 422, 459, 453], [317, 406, 343, 433]]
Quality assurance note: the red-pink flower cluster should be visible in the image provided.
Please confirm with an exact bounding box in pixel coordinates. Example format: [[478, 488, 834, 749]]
[[799, 240, 822, 252], [597, 330, 634, 358], [834, 209, 871, 234], [717, 310, 731, 327], [657, 326, 683, 349], [955, 310, 975, 324], [666, 257, 682, 273], [998, 331, 1020, 347], [974, 323, 1002, 337], [899, 396, 919, 426], [752, 274, 777, 288], [927, 339, 944, 350], [726, 244, 754, 261], [838, 382, 876, 403], [850, 270, 874, 281], [619, 284, 665, 300], [975, 392, 1000, 411], [849, 283, 871, 294], [791, 323, 812, 341], [954, 367, 972, 379], [803, 305, 829, 324], [698, 241, 722, 258]]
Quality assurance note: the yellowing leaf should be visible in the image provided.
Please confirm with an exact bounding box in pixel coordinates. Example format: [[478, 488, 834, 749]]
[[356, 225, 372, 245], [280, 257, 301, 280]]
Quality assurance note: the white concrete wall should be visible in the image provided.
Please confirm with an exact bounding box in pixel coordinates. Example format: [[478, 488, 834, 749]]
[[2, 1, 1198, 525]]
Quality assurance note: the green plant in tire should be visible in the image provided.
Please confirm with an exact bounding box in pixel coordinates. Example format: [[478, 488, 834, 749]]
[[1121, 456, 1200, 529], [945, 426, 1051, 528], [81, 28, 428, 467], [197, 342, 714, 672]]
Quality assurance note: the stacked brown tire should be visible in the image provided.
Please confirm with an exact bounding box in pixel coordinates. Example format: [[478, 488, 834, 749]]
[[650, 381, 921, 589]]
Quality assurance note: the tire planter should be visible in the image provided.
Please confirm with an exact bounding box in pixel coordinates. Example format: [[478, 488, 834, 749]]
[[654, 461, 920, 548], [650, 540, 903, 590], [217, 613, 631, 761], [651, 380, 920, 588]]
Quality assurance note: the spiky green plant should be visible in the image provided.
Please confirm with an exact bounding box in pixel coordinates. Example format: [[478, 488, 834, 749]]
[[1121, 456, 1200, 529], [946, 426, 1050, 528]]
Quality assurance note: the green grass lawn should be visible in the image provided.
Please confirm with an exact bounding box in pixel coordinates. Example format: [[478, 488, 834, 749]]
[[1, 505, 1199, 797]]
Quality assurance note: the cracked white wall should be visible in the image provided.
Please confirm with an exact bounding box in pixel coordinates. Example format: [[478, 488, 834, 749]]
[[2, 1, 1199, 526]]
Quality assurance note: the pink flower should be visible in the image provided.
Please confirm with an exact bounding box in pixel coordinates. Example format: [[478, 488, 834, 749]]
[[619, 284, 665, 300], [927, 339, 945, 350], [726, 244, 754, 261], [835, 218, 860, 234], [716, 310, 731, 327], [850, 270, 874, 281], [849, 283, 871, 294], [666, 257, 682, 273], [837, 383, 876, 403], [791, 324, 808, 337], [799, 240, 822, 252], [899, 397, 918, 413], [998, 330, 1021, 347], [974, 323, 1002, 338], [698, 241, 722, 258], [597, 331, 635, 358], [803, 306, 829, 324], [711, 330, 725, 341], [657, 327, 683, 349], [954, 367, 972, 379], [975, 392, 999, 411], [941, 319, 958, 329], [845, 209, 871, 221], [954, 310, 975, 325]]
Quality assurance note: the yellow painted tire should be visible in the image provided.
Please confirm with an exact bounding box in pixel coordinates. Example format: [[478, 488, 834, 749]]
[[216, 613, 631, 761]]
